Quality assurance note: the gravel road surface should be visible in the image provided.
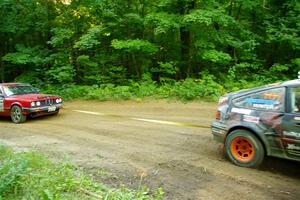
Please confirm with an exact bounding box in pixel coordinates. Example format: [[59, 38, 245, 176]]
[[0, 100, 299, 200]]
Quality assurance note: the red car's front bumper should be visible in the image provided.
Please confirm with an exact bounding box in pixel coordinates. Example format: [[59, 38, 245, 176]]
[[23, 103, 62, 115]]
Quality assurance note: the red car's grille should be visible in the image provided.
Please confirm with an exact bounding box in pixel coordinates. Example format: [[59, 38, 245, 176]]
[[41, 99, 55, 106]]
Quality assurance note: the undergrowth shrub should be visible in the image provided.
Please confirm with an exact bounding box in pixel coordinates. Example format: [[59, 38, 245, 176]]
[[222, 71, 289, 92], [42, 76, 225, 102], [169, 77, 224, 101], [111, 86, 132, 100], [130, 76, 158, 98], [0, 145, 164, 200]]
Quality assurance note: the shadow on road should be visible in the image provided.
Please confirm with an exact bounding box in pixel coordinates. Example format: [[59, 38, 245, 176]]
[[0, 116, 11, 123], [0, 114, 60, 124], [260, 157, 300, 179]]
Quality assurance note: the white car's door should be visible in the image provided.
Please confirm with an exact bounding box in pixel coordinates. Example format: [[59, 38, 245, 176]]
[[0, 98, 4, 112], [0, 87, 4, 112]]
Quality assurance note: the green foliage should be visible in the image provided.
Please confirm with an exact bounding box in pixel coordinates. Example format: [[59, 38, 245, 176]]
[[2, 52, 31, 65], [43, 73, 225, 102], [111, 39, 158, 54], [145, 13, 179, 35], [151, 62, 178, 84], [182, 9, 215, 26], [48, 28, 74, 47], [169, 76, 225, 101], [227, 62, 261, 81], [0, 145, 164, 200], [74, 26, 102, 50], [132, 73, 158, 97], [0, 0, 299, 100], [76, 55, 98, 67], [292, 58, 300, 68], [14, 71, 42, 84], [152, 62, 178, 75], [44, 84, 129, 101], [223, 79, 265, 92], [184, 9, 237, 27], [46, 65, 75, 83], [270, 63, 289, 72], [201, 50, 232, 64], [104, 66, 128, 85], [2, 45, 47, 65]]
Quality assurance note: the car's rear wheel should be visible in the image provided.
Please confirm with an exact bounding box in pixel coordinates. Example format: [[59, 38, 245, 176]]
[[10, 105, 27, 123], [225, 130, 264, 168]]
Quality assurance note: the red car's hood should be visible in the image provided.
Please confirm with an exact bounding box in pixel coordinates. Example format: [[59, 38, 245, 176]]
[[9, 94, 60, 101]]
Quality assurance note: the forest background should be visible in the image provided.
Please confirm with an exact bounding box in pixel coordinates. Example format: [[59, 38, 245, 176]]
[[0, 0, 299, 101]]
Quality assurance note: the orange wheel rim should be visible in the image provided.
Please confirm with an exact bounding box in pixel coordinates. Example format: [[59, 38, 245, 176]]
[[230, 137, 255, 162]]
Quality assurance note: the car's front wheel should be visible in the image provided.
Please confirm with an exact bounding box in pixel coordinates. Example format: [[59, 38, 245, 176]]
[[53, 109, 60, 115], [10, 105, 27, 123], [225, 130, 265, 168]]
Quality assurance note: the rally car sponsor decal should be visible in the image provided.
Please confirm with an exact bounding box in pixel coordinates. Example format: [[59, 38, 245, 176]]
[[294, 117, 300, 121], [252, 103, 274, 110], [243, 115, 260, 123], [245, 98, 275, 105], [287, 144, 300, 151], [283, 131, 300, 139], [231, 107, 252, 115]]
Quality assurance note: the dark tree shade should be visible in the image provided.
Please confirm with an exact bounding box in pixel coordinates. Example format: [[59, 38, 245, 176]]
[[0, 0, 299, 86]]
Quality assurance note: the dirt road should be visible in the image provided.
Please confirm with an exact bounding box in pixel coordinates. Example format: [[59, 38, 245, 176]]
[[0, 100, 299, 200]]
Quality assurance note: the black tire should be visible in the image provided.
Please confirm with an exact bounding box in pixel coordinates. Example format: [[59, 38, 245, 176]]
[[10, 105, 27, 123], [225, 130, 265, 168], [55, 109, 60, 114]]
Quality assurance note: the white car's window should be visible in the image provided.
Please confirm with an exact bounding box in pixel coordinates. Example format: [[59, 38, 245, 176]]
[[233, 88, 285, 112], [291, 87, 300, 113], [3, 86, 14, 96]]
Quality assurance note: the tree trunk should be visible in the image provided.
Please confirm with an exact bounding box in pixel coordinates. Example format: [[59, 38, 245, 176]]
[[179, 0, 196, 78], [228, 0, 234, 16], [139, 0, 145, 18], [132, 54, 140, 78], [236, 4, 242, 20], [180, 27, 191, 77], [0, 61, 4, 82]]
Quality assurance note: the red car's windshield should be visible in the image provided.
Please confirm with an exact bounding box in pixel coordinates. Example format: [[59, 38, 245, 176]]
[[3, 85, 39, 96]]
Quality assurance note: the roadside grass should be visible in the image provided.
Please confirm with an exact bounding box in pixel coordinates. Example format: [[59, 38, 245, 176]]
[[0, 145, 164, 200], [42, 77, 226, 102], [39, 72, 278, 103]]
